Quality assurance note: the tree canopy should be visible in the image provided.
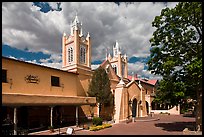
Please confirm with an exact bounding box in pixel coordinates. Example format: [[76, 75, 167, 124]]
[[147, 2, 202, 131], [147, 2, 202, 104], [87, 66, 113, 116]]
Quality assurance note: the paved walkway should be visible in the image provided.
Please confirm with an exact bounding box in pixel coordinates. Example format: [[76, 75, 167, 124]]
[[29, 114, 202, 135], [28, 126, 83, 135]]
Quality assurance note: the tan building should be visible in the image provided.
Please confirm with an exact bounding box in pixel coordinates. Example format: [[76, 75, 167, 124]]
[[2, 15, 158, 134], [100, 43, 157, 123]]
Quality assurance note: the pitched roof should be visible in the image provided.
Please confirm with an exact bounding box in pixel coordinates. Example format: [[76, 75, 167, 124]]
[[100, 59, 119, 81], [127, 75, 139, 81], [127, 75, 158, 86], [147, 79, 158, 85], [2, 56, 78, 75]]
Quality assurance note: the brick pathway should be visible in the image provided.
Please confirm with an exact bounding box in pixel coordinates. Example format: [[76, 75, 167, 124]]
[[75, 114, 199, 135], [29, 114, 201, 135]]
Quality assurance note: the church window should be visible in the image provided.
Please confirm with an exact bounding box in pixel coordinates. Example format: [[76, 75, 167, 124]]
[[80, 45, 86, 64], [68, 47, 73, 63], [112, 64, 117, 74]]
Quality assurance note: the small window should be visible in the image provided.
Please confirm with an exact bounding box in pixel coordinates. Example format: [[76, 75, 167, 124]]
[[51, 76, 60, 87], [80, 45, 86, 64], [112, 65, 117, 74], [68, 47, 73, 63], [2, 69, 7, 83]]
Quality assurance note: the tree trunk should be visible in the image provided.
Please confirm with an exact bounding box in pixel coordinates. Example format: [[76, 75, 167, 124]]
[[196, 90, 202, 131]]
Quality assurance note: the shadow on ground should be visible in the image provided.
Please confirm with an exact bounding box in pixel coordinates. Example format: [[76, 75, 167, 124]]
[[155, 122, 196, 132]]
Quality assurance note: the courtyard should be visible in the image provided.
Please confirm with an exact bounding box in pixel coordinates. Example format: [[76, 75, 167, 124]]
[[29, 114, 201, 135]]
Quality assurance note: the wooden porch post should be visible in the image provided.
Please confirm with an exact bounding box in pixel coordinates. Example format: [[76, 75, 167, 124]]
[[50, 106, 53, 127], [14, 107, 17, 135], [76, 106, 79, 127]]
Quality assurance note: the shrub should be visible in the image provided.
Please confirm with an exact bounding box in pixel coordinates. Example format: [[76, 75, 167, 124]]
[[102, 123, 112, 128], [92, 117, 103, 126], [89, 124, 112, 131], [89, 126, 99, 131]]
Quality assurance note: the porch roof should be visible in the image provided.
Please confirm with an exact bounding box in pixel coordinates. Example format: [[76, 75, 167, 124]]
[[2, 93, 96, 106]]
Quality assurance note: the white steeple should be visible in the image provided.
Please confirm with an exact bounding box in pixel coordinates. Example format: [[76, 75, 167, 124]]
[[138, 80, 142, 89], [131, 72, 135, 81], [71, 12, 82, 35], [73, 12, 79, 25], [86, 32, 90, 40], [113, 40, 121, 57], [79, 22, 83, 37], [108, 53, 112, 61], [124, 54, 127, 58], [63, 32, 66, 37]]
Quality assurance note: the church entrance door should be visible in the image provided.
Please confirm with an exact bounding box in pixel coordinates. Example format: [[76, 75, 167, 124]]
[[132, 99, 137, 117]]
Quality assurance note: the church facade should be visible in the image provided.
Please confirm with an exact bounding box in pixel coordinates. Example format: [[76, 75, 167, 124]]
[[61, 15, 157, 123], [2, 15, 157, 134]]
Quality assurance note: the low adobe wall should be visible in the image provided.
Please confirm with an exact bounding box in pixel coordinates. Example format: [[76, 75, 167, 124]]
[[150, 104, 180, 115]]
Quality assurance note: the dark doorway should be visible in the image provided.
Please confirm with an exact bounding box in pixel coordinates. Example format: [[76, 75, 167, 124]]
[[132, 99, 137, 117], [146, 101, 149, 114], [151, 102, 155, 110], [19, 106, 28, 128], [53, 106, 62, 128]]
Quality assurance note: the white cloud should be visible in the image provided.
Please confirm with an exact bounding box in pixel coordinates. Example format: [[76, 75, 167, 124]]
[[8, 56, 18, 60], [26, 59, 38, 64], [40, 62, 62, 69], [2, 2, 178, 79], [91, 64, 100, 70], [128, 62, 145, 74], [2, 2, 178, 60], [128, 62, 162, 80], [39, 53, 62, 69]]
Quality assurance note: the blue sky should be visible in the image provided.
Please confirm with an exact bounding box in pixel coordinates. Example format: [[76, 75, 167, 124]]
[[2, 2, 178, 79]]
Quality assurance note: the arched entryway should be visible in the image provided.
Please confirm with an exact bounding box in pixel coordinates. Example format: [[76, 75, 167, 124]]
[[132, 98, 137, 118], [146, 101, 149, 114]]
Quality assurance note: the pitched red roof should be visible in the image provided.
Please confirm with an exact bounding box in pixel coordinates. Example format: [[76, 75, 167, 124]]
[[128, 75, 139, 81], [147, 79, 158, 85], [128, 75, 158, 86]]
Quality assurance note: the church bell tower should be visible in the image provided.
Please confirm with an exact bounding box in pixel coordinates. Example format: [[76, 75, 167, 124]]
[[62, 14, 92, 74]]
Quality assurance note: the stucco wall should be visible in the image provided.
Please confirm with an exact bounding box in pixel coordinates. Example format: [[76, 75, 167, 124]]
[[2, 58, 78, 96], [141, 82, 155, 95], [127, 83, 140, 117]]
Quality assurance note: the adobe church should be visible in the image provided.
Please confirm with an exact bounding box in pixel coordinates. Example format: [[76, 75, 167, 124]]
[[2, 15, 157, 134], [61, 15, 157, 123]]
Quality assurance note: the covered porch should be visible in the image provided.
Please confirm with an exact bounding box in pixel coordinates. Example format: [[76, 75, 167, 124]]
[[2, 93, 96, 135]]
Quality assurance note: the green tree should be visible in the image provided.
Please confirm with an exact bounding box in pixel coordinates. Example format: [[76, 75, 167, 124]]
[[87, 66, 113, 118], [147, 2, 202, 131]]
